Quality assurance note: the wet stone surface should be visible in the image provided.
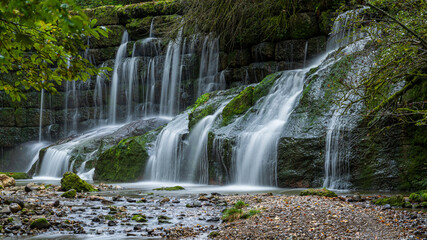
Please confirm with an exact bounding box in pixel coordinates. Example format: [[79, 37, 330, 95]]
[[0, 183, 224, 239], [0, 184, 426, 239]]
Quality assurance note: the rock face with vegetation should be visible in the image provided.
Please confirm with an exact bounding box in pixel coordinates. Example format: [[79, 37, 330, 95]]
[[60, 172, 96, 192], [94, 128, 161, 182]]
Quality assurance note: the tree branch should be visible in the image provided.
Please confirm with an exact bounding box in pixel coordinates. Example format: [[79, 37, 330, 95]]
[[366, 2, 427, 50]]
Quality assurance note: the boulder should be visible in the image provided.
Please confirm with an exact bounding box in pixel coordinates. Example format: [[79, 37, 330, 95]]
[[61, 172, 96, 192], [30, 218, 50, 229], [61, 189, 77, 198], [0, 174, 15, 188]]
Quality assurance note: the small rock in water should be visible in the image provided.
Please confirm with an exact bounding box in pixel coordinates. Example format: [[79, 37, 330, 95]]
[[53, 200, 60, 207], [198, 196, 208, 201], [24, 185, 33, 193], [160, 197, 170, 204], [126, 198, 136, 203], [383, 204, 392, 210], [107, 220, 117, 226], [206, 217, 220, 222], [9, 203, 22, 213], [101, 199, 114, 205], [1, 206, 11, 213], [172, 199, 180, 203], [113, 195, 123, 201]]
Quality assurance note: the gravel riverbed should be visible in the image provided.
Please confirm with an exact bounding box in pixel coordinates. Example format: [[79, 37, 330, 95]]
[[0, 183, 425, 239]]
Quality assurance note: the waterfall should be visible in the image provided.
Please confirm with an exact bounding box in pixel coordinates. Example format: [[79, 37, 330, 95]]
[[321, 7, 369, 189], [233, 71, 306, 186], [39, 89, 44, 142], [197, 36, 224, 97], [323, 110, 350, 189], [109, 31, 129, 124], [185, 104, 228, 183], [37, 125, 122, 178], [147, 102, 229, 183], [159, 29, 183, 116], [94, 63, 107, 125], [145, 113, 188, 182]]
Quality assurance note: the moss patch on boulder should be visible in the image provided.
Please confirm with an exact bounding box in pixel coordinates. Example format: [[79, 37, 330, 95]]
[[153, 185, 184, 191], [30, 218, 50, 229], [299, 188, 337, 197], [222, 72, 280, 126], [94, 130, 159, 182], [61, 172, 96, 192], [84, 5, 120, 26], [61, 189, 77, 198]]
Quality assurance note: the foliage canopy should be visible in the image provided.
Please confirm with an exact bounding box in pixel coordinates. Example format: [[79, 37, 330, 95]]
[[0, 0, 110, 101]]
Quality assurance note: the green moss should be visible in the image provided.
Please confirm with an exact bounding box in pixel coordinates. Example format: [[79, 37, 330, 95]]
[[208, 231, 219, 238], [372, 195, 404, 207], [409, 193, 420, 202], [30, 218, 50, 229], [234, 200, 248, 209], [289, 13, 318, 39], [153, 185, 184, 191], [105, 215, 115, 221], [222, 73, 280, 126], [299, 188, 337, 197], [7, 217, 13, 223], [61, 189, 77, 198], [94, 129, 160, 182], [61, 172, 96, 192], [241, 209, 260, 219], [221, 208, 243, 222], [0, 172, 29, 179], [132, 214, 147, 222], [189, 104, 215, 130]]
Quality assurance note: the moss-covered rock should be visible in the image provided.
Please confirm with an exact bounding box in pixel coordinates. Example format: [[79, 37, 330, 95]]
[[299, 188, 337, 197], [188, 93, 216, 130], [85, 5, 120, 26], [126, 17, 153, 40], [132, 214, 147, 222], [94, 130, 159, 182], [117, 0, 178, 23], [61, 172, 96, 192], [30, 218, 50, 229], [61, 189, 77, 198], [0, 172, 29, 179], [222, 72, 280, 126], [153, 185, 184, 191], [90, 25, 126, 49], [372, 195, 405, 207], [289, 13, 319, 39]]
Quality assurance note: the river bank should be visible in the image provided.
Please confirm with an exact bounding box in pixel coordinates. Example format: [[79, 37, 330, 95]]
[[0, 181, 425, 239]]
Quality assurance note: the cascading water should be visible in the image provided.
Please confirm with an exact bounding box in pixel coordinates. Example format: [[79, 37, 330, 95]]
[[322, 110, 351, 189], [37, 125, 122, 178], [145, 113, 188, 182], [109, 31, 129, 124], [233, 71, 306, 186], [197, 36, 225, 97], [147, 101, 230, 183]]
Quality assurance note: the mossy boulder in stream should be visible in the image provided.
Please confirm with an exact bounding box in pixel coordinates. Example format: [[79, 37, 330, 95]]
[[61, 189, 77, 198], [30, 218, 50, 229], [94, 129, 160, 182], [61, 172, 96, 192]]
